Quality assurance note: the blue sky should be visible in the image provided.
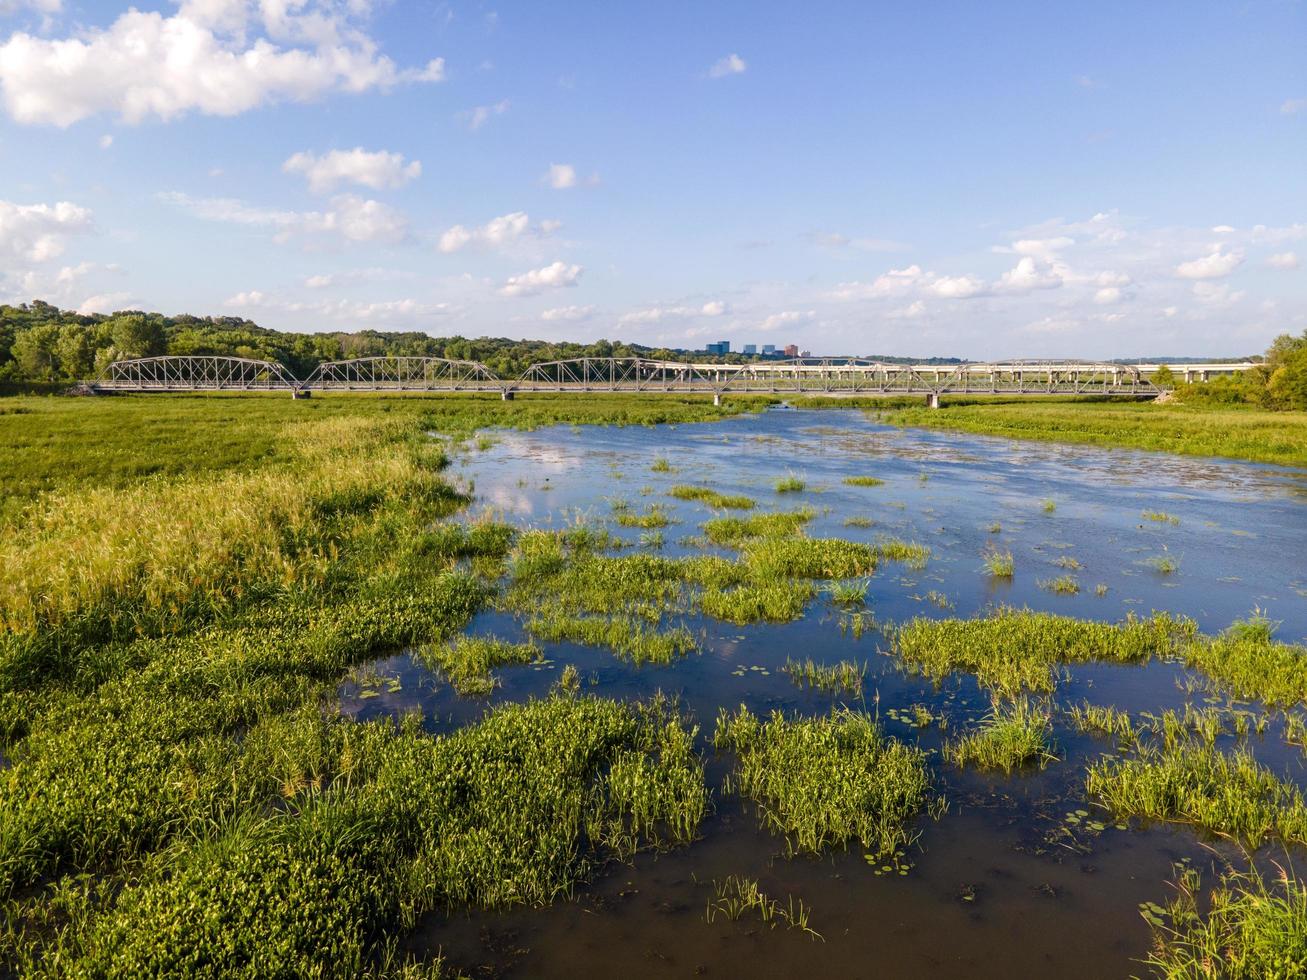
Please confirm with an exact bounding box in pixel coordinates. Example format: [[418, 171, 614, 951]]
[[0, 0, 1303, 357]]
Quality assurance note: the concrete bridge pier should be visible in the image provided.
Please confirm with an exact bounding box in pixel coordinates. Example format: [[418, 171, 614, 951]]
[[712, 391, 722, 406], [926, 392, 940, 409], [501, 389, 514, 401]]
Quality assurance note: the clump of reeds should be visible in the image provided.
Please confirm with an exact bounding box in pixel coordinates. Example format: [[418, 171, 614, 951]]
[[699, 581, 814, 624], [774, 475, 806, 493], [714, 707, 933, 858], [615, 506, 670, 529], [526, 610, 697, 665], [824, 579, 869, 607], [703, 875, 822, 940], [1066, 701, 1136, 742], [1039, 574, 1080, 595], [651, 457, 673, 473], [1142, 510, 1181, 525], [783, 657, 865, 695], [844, 516, 875, 528], [1054, 555, 1081, 570], [1146, 555, 1179, 574], [414, 634, 542, 696], [944, 698, 1057, 773], [874, 538, 930, 569], [982, 549, 1014, 578], [1042, 498, 1057, 514], [667, 485, 756, 509], [702, 509, 813, 545], [842, 476, 884, 487]]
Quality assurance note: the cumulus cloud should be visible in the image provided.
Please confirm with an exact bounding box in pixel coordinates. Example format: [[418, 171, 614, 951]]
[[223, 291, 452, 324], [758, 310, 815, 331], [618, 301, 728, 325], [463, 99, 509, 129], [1094, 287, 1122, 304], [930, 275, 987, 299], [303, 267, 412, 289], [0, 198, 92, 264], [541, 304, 595, 321], [283, 148, 421, 194], [541, 163, 599, 190], [994, 256, 1062, 294], [1175, 249, 1244, 279], [500, 260, 582, 297], [437, 212, 560, 254], [708, 53, 747, 78], [1268, 252, 1300, 270], [161, 190, 408, 245], [0, 2, 444, 126]]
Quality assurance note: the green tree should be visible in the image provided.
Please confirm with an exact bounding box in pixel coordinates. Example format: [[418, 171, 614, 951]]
[[54, 324, 94, 379], [1152, 364, 1175, 387], [109, 315, 166, 359], [10, 324, 60, 379]]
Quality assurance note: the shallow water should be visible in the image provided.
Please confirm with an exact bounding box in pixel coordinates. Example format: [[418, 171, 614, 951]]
[[341, 407, 1307, 977]]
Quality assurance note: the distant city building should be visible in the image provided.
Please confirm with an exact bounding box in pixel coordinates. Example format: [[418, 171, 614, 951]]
[[742, 343, 757, 355], [762, 344, 776, 355], [705, 340, 731, 356], [800, 350, 811, 358], [783, 344, 799, 357]]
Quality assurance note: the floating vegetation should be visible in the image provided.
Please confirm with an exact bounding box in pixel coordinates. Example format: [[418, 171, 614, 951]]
[[1181, 614, 1307, 708], [1144, 864, 1307, 977], [639, 530, 665, 549], [774, 475, 806, 493], [714, 707, 933, 858], [1146, 555, 1179, 575], [1042, 498, 1057, 514], [842, 476, 885, 487], [944, 699, 1057, 773], [414, 635, 543, 696], [702, 509, 813, 545], [925, 590, 954, 610], [988, 522, 1002, 534], [1142, 510, 1181, 526], [667, 485, 756, 509], [703, 875, 822, 941], [884, 704, 941, 730], [782, 657, 865, 695], [982, 549, 1014, 578], [874, 538, 930, 569], [1054, 556, 1082, 570], [1086, 739, 1307, 847], [1094, 583, 1109, 596], [650, 457, 673, 473], [823, 579, 870, 607], [743, 537, 877, 579], [844, 516, 876, 528], [1066, 701, 1136, 742], [699, 581, 815, 625], [526, 611, 697, 664], [615, 505, 671, 529], [893, 608, 1196, 698], [1039, 574, 1081, 595]]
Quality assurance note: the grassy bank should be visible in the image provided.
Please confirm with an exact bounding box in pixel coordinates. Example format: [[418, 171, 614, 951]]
[[876, 398, 1307, 468]]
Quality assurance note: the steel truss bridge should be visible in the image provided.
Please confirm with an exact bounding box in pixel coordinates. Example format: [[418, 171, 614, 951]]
[[88, 355, 1256, 405]]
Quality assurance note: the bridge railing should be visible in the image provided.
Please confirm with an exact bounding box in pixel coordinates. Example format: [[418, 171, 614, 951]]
[[300, 356, 505, 391], [93, 355, 298, 390]]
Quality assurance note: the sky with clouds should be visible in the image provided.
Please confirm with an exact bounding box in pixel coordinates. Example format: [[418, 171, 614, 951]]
[[0, 0, 1303, 357]]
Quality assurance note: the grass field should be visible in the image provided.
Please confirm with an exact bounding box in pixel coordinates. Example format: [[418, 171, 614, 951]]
[[878, 398, 1307, 469]]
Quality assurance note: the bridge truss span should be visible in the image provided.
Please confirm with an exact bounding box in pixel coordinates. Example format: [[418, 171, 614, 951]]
[[300, 356, 505, 392], [93, 355, 299, 391]]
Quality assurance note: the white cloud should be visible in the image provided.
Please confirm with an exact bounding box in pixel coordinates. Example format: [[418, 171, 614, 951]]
[[1268, 251, 1300, 270], [1281, 97, 1307, 115], [98, 133, 112, 149], [0, 199, 92, 264], [1175, 249, 1243, 279], [708, 53, 747, 78], [758, 310, 815, 332], [930, 275, 987, 299], [994, 256, 1062, 294], [303, 267, 412, 289], [283, 148, 421, 194], [438, 211, 559, 254], [223, 291, 453, 323], [500, 260, 582, 297], [544, 163, 576, 189], [161, 190, 408, 245], [463, 99, 509, 130], [619, 301, 728, 325], [76, 291, 133, 315], [0, 3, 444, 126], [1192, 281, 1245, 306], [1094, 287, 1122, 304], [541, 304, 595, 321]]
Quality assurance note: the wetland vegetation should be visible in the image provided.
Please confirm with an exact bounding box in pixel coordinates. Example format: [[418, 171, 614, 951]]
[[2, 391, 1306, 977]]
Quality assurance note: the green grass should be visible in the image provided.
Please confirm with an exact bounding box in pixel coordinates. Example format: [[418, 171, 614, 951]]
[[666, 485, 757, 509], [413, 635, 542, 696], [1144, 865, 1307, 977], [699, 581, 815, 624], [1143, 510, 1181, 525], [842, 476, 885, 487], [1086, 739, 1307, 847], [703, 875, 821, 939], [525, 610, 697, 664], [783, 657, 865, 695], [982, 549, 1014, 578], [701, 509, 813, 545], [742, 537, 877, 579], [614, 505, 671, 529], [874, 538, 930, 569], [1039, 574, 1081, 595], [714, 707, 933, 858], [880, 399, 1307, 469], [774, 475, 806, 493], [944, 699, 1057, 773], [893, 608, 1197, 698]]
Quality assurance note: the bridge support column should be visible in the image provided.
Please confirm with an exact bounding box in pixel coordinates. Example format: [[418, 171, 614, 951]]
[[501, 389, 515, 401], [713, 391, 722, 406], [926, 392, 940, 409], [292, 389, 311, 399]]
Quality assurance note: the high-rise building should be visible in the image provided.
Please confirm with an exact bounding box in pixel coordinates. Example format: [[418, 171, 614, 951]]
[[762, 344, 776, 355], [704, 341, 731, 356], [742, 343, 757, 355], [783, 344, 799, 357], [800, 350, 811, 358]]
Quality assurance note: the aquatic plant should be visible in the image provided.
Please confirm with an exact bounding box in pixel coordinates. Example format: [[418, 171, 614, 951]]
[[844, 516, 875, 528], [666, 484, 756, 509], [874, 538, 930, 569], [414, 635, 542, 696], [701, 509, 813, 545], [982, 549, 1014, 578], [703, 875, 822, 940], [824, 579, 870, 607], [714, 707, 933, 858], [1039, 574, 1080, 595], [944, 699, 1057, 773], [893, 608, 1196, 698], [1042, 498, 1057, 514], [614, 505, 671, 529], [842, 476, 884, 487], [1146, 555, 1179, 574], [743, 537, 877, 579], [1054, 555, 1082, 570], [638, 530, 665, 549], [1066, 701, 1136, 742], [1144, 864, 1307, 978], [650, 457, 673, 473], [1086, 740, 1307, 847], [774, 475, 806, 493], [1142, 510, 1181, 525], [1181, 617, 1307, 708], [526, 611, 697, 665], [699, 581, 814, 624], [782, 658, 865, 695]]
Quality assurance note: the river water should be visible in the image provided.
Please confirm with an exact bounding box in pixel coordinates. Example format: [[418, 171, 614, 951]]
[[341, 407, 1307, 978]]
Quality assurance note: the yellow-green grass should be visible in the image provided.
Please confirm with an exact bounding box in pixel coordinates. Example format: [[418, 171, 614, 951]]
[[880, 399, 1307, 469], [944, 699, 1057, 773]]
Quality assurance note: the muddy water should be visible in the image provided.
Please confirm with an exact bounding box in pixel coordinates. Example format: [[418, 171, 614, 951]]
[[341, 407, 1307, 977]]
